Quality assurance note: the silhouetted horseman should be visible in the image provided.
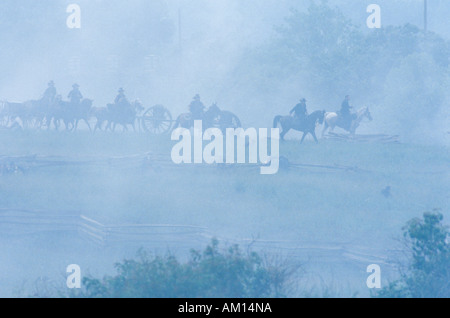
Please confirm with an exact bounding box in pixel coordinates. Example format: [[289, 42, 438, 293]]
[[189, 94, 205, 120], [339, 95, 356, 128], [115, 88, 127, 105], [43, 81, 57, 104], [68, 84, 83, 106], [290, 98, 308, 124]]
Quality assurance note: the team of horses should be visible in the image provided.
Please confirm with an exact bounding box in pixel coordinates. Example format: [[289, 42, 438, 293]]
[[0, 98, 147, 132], [0, 96, 372, 142]]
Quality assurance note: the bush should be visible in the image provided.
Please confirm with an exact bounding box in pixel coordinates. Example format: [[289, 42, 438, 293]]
[[78, 239, 299, 298]]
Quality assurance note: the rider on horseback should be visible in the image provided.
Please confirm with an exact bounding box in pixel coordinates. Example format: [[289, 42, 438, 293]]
[[290, 98, 308, 124], [108, 88, 130, 117], [339, 95, 357, 129], [189, 94, 205, 120], [43, 81, 57, 104], [68, 84, 83, 106], [115, 88, 127, 104]]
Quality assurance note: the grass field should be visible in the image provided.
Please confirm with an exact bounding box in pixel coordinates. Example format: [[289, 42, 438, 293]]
[[0, 130, 448, 297]]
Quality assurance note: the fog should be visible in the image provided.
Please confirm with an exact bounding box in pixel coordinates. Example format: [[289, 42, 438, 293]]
[[0, 0, 449, 297]]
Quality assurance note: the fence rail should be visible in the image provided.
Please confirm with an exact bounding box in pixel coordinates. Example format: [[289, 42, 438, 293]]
[[0, 208, 398, 268], [324, 133, 400, 143]]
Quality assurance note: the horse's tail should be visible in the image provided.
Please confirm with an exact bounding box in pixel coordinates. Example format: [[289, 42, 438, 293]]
[[273, 115, 282, 129]]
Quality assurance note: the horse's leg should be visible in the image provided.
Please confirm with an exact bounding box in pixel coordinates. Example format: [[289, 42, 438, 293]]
[[350, 122, 359, 136], [311, 131, 319, 144], [280, 128, 288, 141], [84, 118, 92, 132], [300, 132, 307, 144], [322, 121, 329, 137]]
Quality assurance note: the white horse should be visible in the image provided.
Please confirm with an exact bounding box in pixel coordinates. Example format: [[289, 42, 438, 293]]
[[322, 107, 372, 136]]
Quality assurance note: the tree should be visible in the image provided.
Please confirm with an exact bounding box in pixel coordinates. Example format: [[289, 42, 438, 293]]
[[377, 210, 450, 298]]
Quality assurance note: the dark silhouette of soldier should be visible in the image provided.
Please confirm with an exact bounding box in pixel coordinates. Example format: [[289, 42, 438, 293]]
[[68, 84, 83, 106], [189, 94, 205, 120], [290, 98, 308, 122], [115, 88, 127, 104], [43, 81, 57, 103], [340, 95, 352, 117], [339, 95, 356, 127]]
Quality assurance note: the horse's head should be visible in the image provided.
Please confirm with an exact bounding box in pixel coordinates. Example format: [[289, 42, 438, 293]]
[[132, 99, 145, 113], [318, 110, 326, 125], [362, 107, 373, 121], [206, 103, 221, 117], [311, 110, 325, 125]]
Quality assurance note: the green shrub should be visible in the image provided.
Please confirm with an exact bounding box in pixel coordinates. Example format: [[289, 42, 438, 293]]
[[79, 239, 299, 298]]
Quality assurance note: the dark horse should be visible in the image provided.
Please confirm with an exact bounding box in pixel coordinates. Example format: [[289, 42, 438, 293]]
[[91, 100, 144, 132], [173, 103, 222, 131], [273, 110, 325, 143], [48, 98, 93, 131], [173, 103, 241, 133]]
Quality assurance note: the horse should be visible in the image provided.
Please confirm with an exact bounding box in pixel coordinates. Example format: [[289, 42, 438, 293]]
[[47, 98, 93, 131], [273, 110, 325, 143], [217, 109, 242, 133], [20, 99, 48, 129], [322, 107, 372, 136], [173, 103, 222, 131], [0, 102, 27, 128], [91, 100, 144, 132], [73, 99, 94, 131]]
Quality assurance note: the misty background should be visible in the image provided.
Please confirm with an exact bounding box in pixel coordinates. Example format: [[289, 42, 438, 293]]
[[0, 0, 449, 142], [0, 0, 449, 298]]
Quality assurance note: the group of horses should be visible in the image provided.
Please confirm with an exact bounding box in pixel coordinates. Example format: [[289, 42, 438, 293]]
[[0, 97, 242, 134], [0, 96, 372, 142], [273, 107, 373, 143], [0, 97, 147, 132], [172, 104, 372, 144]]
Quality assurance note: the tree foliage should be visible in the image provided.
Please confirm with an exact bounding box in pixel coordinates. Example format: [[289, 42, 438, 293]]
[[79, 239, 299, 298], [233, 0, 450, 138], [377, 210, 450, 298]]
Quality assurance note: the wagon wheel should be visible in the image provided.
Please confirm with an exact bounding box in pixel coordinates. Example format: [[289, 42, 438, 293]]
[[142, 105, 172, 135]]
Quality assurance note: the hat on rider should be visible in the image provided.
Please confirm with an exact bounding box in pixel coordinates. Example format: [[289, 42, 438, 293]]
[[72, 83, 80, 88], [48, 80, 55, 86], [193, 94, 200, 100], [118, 88, 125, 93], [300, 98, 306, 103]]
